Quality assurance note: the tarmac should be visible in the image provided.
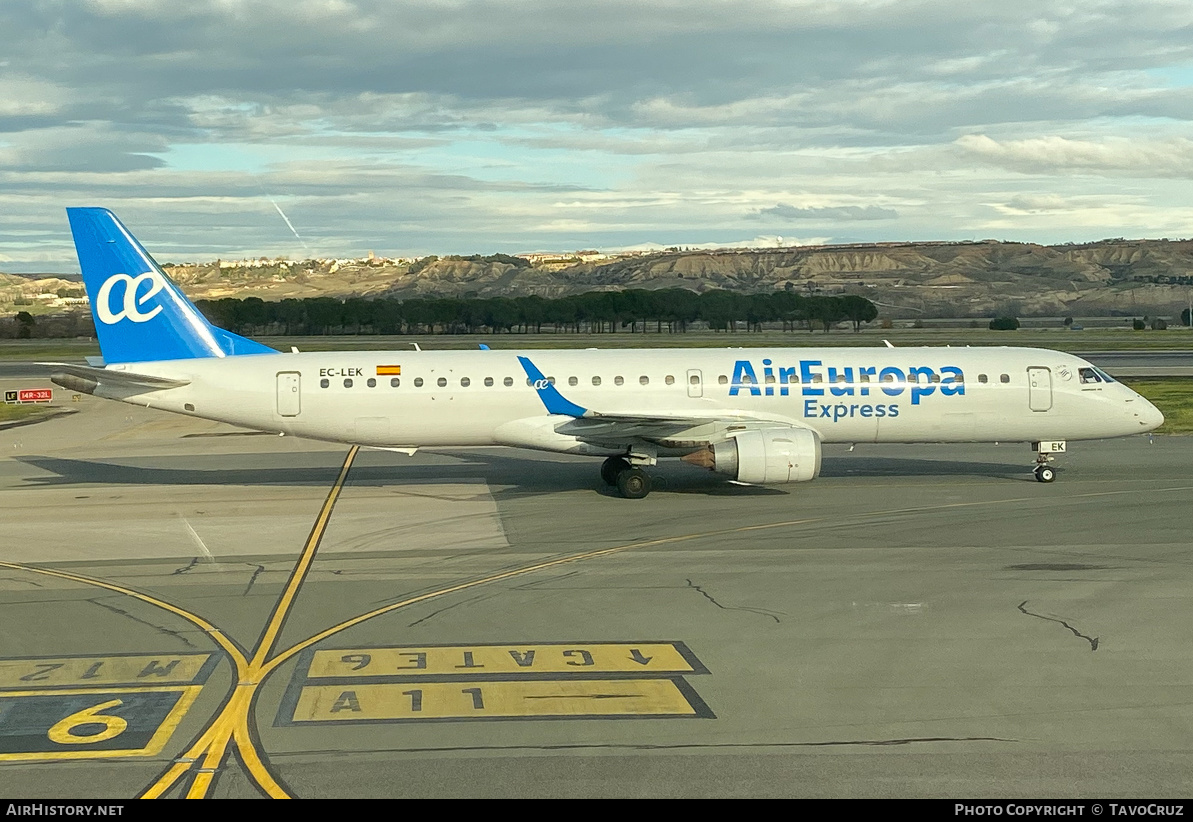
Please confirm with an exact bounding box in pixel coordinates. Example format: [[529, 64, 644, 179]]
[[1, 382, 1192, 798]]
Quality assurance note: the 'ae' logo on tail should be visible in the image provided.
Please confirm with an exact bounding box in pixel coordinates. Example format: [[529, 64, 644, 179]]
[[96, 271, 166, 324]]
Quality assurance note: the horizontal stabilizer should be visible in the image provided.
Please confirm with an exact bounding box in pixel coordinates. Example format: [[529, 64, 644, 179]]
[[43, 363, 190, 395]]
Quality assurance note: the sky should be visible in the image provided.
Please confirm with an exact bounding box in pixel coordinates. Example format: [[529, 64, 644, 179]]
[[2, 0, 1193, 272]]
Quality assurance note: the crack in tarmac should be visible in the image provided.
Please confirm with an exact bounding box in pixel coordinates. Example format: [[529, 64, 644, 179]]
[[685, 578, 783, 623], [407, 593, 490, 627], [172, 557, 201, 576], [1018, 600, 1100, 651], [243, 564, 267, 596], [0, 575, 44, 588], [274, 735, 1020, 758], [87, 597, 197, 648]]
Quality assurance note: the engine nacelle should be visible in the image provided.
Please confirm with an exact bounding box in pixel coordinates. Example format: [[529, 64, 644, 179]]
[[686, 427, 822, 484]]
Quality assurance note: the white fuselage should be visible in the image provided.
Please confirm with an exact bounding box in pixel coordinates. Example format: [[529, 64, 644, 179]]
[[98, 346, 1162, 453]]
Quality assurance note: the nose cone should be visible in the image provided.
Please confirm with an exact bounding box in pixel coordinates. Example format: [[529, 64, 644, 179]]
[[1136, 397, 1165, 431]]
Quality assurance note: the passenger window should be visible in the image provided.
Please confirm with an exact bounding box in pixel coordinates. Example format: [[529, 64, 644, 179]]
[[690, 374, 701, 385], [569, 376, 578, 386], [766, 375, 777, 384], [504, 377, 513, 387], [344, 378, 354, 388], [881, 373, 894, 382], [718, 375, 728, 385], [614, 376, 624, 386], [460, 377, 470, 387], [1000, 374, 1010, 383], [929, 374, 940, 383], [390, 378, 400, 387], [548, 376, 556, 385], [367, 378, 377, 388], [811, 374, 823, 383], [640, 376, 649, 385], [437, 377, 447, 387], [414, 377, 424, 387], [320, 378, 330, 388], [665, 375, 675, 385], [831, 374, 844, 383], [592, 376, 602, 386], [484, 377, 494, 387], [978, 374, 987, 384]]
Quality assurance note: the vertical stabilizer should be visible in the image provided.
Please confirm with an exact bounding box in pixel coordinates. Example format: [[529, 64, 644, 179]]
[[67, 207, 277, 364]]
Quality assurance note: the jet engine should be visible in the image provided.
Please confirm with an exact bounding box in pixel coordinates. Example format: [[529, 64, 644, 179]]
[[683, 427, 821, 484]]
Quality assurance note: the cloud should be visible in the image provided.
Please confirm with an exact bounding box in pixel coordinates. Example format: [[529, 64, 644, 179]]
[[754, 204, 898, 220], [955, 134, 1193, 176], [0, 124, 170, 172], [5, 2, 1193, 271], [1001, 194, 1088, 213]]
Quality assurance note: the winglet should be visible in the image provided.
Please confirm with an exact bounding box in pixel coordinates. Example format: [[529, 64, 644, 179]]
[[516, 356, 589, 417]]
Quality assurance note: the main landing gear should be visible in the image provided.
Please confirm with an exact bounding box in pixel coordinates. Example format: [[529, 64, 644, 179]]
[[601, 454, 653, 499], [1032, 440, 1065, 483]]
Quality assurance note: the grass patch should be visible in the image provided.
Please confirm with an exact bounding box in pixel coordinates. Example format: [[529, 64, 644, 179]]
[[0, 340, 100, 360], [1120, 378, 1193, 435], [0, 403, 52, 424]]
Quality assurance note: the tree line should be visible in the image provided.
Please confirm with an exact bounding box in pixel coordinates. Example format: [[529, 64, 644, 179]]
[[193, 289, 879, 336]]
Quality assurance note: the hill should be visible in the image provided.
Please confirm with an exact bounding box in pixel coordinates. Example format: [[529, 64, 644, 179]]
[[5, 239, 1193, 320]]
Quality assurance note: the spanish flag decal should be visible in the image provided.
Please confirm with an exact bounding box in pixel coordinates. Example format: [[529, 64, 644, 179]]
[[376, 365, 401, 376]]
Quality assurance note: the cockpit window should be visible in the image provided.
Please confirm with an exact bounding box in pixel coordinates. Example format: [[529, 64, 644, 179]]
[[1079, 367, 1104, 384], [1093, 366, 1116, 383]]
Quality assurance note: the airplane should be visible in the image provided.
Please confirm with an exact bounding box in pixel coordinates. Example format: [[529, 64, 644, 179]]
[[48, 207, 1164, 499]]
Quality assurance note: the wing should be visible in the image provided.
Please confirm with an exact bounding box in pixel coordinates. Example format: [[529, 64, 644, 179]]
[[516, 355, 805, 446]]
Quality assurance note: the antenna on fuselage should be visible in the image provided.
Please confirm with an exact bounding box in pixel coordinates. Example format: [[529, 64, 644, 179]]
[[883, 340, 894, 348]]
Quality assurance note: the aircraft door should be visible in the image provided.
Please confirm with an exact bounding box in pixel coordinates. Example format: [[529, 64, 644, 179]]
[[687, 369, 703, 398], [1027, 367, 1052, 412], [276, 371, 301, 417]]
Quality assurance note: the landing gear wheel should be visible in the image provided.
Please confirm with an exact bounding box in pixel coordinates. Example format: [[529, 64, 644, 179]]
[[601, 456, 631, 486], [616, 467, 652, 499], [1035, 465, 1056, 483]]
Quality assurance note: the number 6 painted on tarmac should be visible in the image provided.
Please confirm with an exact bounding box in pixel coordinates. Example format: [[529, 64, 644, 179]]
[[47, 699, 128, 744]]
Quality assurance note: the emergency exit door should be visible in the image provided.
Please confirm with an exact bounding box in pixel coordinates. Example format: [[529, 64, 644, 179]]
[[1027, 367, 1052, 412], [276, 371, 301, 417], [687, 369, 703, 398]]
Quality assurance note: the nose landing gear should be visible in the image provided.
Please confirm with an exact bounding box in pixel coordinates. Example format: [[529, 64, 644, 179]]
[[1032, 441, 1065, 483]]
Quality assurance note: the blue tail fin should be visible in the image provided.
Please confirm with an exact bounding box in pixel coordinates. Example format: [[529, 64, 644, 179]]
[[67, 207, 277, 364]]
